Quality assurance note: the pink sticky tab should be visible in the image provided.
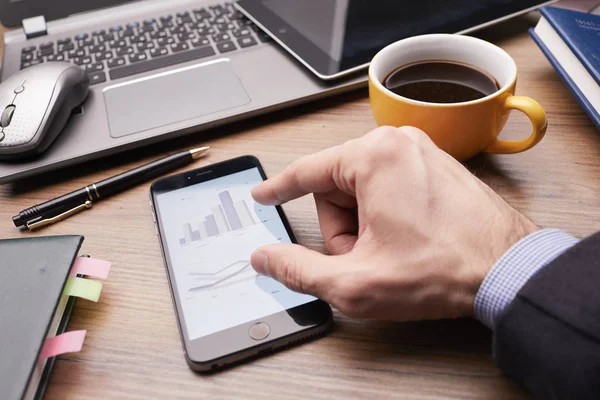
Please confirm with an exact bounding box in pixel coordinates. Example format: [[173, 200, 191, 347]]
[[71, 257, 111, 279], [39, 330, 87, 360]]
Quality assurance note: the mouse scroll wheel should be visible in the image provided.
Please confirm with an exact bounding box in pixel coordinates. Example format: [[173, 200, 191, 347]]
[[0, 105, 16, 128]]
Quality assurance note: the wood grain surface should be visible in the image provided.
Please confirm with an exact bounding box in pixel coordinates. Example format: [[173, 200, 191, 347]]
[[1, 13, 599, 400]]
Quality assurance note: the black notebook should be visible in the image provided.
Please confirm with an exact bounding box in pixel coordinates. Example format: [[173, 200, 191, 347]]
[[0, 235, 84, 400]]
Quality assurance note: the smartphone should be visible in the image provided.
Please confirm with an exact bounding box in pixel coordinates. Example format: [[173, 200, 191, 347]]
[[150, 155, 333, 371]]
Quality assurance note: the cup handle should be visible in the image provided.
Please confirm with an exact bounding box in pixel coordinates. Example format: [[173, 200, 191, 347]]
[[484, 96, 548, 154]]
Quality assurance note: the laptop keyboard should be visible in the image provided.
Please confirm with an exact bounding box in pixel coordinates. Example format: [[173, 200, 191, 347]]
[[19, 2, 272, 85]]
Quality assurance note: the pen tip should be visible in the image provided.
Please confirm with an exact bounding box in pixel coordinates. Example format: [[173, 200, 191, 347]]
[[190, 146, 210, 159]]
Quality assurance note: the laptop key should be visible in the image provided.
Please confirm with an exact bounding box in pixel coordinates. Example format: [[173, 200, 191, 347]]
[[87, 71, 107, 85], [67, 49, 85, 58], [140, 42, 156, 50], [58, 43, 75, 52], [149, 48, 169, 58], [39, 42, 54, 49], [47, 54, 65, 62], [116, 47, 135, 56], [100, 33, 114, 42], [109, 45, 216, 80], [107, 57, 126, 68], [157, 37, 175, 46], [21, 53, 34, 61], [174, 25, 188, 34], [144, 18, 156, 26], [121, 29, 135, 37], [138, 26, 155, 34], [89, 44, 106, 53], [194, 8, 211, 19], [75, 33, 89, 40], [109, 39, 127, 48], [214, 23, 234, 32], [57, 38, 72, 45], [40, 47, 54, 56], [95, 51, 113, 61], [77, 37, 93, 46], [132, 35, 148, 44], [211, 17, 227, 25], [151, 30, 169, 39], [213, 32, 230, 42], [85, 63, 104, 72], [216, 41, 235, 53], [191, 37, 210, 47], [75, 56, 92, 65], [129, 53, 148, 63], [197, 27, 216, 36], [232, 28, 252, 37], [238, 36, 257, 48], [22, 46, 36, 53], [170, 42, 189, 52], [178, 32, 196, 41]]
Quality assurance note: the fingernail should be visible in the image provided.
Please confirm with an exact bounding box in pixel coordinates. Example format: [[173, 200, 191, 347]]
[[251, 251, 269, 276]]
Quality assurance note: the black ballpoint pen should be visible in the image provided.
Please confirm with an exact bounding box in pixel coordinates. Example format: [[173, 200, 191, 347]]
[[12, 146, 210, 231]]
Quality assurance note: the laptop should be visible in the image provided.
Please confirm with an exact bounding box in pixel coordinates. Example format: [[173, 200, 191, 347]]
[[0, 0, 366, 183]]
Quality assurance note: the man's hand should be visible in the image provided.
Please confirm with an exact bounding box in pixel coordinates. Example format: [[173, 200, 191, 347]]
[[251, 126, 538, 321]]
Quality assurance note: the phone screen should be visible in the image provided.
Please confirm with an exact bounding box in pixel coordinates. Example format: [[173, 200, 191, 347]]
[[154, 167, 315, 341]]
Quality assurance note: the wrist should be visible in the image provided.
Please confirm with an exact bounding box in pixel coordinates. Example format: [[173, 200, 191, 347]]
[[463, 209, 540, 314], [474, 229, 579, 329]]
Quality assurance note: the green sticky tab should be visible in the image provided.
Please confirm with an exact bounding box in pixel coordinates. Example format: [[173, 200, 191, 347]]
[[63, 277, 102, 302]]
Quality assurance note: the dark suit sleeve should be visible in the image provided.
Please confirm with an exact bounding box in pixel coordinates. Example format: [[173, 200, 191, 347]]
[[493, 232, 600, 398]]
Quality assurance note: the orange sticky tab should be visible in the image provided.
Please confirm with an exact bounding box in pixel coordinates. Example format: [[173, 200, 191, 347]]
[[71, 257, 111, 279], [39, 330, 87, 360]]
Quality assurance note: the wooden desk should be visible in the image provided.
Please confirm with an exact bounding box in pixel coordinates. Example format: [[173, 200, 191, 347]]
[[1, 15, 599, 399]]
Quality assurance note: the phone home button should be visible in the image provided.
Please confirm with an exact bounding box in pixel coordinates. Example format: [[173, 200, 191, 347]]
[[248, 322, 270, 341]]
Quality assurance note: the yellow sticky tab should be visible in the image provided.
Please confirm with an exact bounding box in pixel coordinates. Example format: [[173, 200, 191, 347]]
[[63, 277, 102, 302]]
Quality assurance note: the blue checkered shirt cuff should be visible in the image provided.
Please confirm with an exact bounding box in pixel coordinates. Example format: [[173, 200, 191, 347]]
[[474, 229, 579, 330]]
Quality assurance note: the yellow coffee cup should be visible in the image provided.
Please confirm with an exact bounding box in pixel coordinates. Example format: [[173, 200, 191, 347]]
[[369, 34, 547, 161]]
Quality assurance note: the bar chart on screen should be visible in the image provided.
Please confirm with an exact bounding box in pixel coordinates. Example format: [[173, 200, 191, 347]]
[[178, 190, 260, 246], [155, 167, 316, 340]]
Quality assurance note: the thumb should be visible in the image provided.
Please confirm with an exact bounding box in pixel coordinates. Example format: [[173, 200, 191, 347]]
[[251, 243, 337, 299]]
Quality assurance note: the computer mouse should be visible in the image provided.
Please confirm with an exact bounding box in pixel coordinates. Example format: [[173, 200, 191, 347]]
[[0, 62, 89, 160]]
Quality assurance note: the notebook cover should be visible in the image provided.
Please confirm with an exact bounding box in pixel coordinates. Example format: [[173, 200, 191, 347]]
[[34, 295, 78, 400], [0, 235, 84, 400], [530, 29, 600, 130], [540, 6, 600, 86]]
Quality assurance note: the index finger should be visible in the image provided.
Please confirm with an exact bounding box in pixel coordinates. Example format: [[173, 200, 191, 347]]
[[252, 145, 355, 205]]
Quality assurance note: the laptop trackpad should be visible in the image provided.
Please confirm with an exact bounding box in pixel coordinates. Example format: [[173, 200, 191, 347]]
[[104, 60, 251, 138]]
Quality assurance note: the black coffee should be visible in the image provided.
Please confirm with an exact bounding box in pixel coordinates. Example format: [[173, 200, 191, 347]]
[[383, 61, 500, 104]]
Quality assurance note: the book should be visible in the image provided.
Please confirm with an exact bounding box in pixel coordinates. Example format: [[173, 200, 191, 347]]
[[529, 6, 600, 130], [0, 236, 110, 400]]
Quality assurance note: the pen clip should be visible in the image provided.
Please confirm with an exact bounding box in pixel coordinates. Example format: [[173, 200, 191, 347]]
[[26, 200, 93, 231]]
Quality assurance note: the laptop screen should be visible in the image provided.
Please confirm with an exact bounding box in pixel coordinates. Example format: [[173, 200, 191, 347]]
[[0, 0, 134, 27], [237, 0, 555, 78]]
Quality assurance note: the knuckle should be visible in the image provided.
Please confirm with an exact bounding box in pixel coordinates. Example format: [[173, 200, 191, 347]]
[[367, 127, 407, 159], [398, 126, 429, 142]]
